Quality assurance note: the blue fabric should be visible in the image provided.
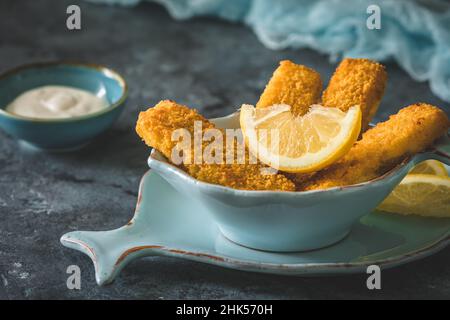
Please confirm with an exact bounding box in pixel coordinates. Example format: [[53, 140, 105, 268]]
[[87, 0, 450, 102]]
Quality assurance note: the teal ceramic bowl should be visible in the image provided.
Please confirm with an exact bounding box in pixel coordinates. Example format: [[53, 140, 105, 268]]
[[0, 62, 127, 151], [148, 112, 450, 252]]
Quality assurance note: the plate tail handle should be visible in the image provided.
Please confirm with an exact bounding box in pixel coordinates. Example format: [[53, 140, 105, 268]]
[[60, 230, 161, 286]]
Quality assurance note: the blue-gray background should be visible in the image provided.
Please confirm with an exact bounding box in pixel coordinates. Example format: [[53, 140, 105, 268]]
[[0, 0, 448, 299]]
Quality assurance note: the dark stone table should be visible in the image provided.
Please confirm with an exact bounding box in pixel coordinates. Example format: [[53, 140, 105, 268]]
[[0, 0, 448, 300]]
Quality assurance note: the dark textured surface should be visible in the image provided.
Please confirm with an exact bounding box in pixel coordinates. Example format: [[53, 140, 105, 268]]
[[0, 0, 449, 300]]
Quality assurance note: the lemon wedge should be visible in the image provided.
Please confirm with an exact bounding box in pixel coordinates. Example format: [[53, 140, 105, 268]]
[[378, 174, 450, 218], [240, 104, 361, 173], [409, 160, 448, 176]]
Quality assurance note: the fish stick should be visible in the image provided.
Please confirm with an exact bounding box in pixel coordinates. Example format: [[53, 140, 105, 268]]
[[322, 58, 387, 131], [298, 103, 449, 191], [136, 100, 296, 191], [256, 60, 322, 115]]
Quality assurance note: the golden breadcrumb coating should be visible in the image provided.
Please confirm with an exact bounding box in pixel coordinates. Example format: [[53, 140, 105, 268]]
[[297, 103, 449, 191], [321, 58, 387, 131], [136, 100, 296, 191], [256, 60, 322, 116]]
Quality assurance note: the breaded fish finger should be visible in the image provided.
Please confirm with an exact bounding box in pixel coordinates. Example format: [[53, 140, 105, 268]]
[[136, 100, 296, 191], [322, 58, 387, 131], [256, 60, 323, 116], [299, 103, 449, 191]]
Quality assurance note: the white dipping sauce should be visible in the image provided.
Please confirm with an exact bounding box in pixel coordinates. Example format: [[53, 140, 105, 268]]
[[5, 85, 109, 119]]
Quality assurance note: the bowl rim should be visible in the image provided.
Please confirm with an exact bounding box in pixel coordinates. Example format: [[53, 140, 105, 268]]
[[148, 145, 419, 198], [147, 112, 448, 197], [146, 112, 429, 197], [0, 61, 128, 123]]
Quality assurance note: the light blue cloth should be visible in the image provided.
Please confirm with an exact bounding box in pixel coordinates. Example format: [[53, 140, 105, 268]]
[[88, 0, 450, 102]]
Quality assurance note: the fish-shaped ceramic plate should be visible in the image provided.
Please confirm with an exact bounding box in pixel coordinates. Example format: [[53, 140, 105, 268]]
[[61, 170, 450, 286]]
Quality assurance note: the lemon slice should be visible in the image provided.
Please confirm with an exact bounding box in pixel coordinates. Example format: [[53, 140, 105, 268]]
[[378, 174, 450, 218], [410, 160, 448, 176], [240, 104, 362, 173]]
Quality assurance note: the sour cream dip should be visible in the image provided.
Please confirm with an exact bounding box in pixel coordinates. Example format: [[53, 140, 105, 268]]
[[5, 85, 109, 119]]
